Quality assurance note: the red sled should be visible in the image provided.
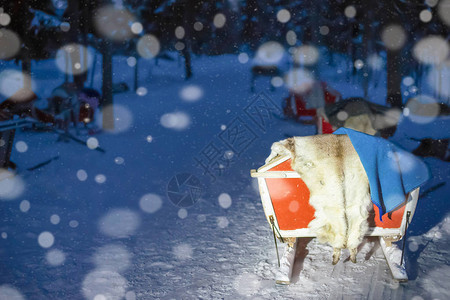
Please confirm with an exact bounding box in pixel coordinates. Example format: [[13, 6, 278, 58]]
[[251, 155, 419, 284], [283, 81, 340, 134]]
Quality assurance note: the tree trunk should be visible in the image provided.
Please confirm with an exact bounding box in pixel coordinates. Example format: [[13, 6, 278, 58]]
[[386, 49, 403, 108], [101, 40, 114, 130]]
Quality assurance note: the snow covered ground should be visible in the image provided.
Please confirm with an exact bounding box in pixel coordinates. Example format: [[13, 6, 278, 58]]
[[0, 52, 449, 299]]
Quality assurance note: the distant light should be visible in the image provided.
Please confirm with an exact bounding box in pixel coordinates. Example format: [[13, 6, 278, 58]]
[[354, 59, 364, 70], [381, 25, 407, 50], [319, 26, 329, 36], [194, 22, 203, 31], [286, 30, 297, 46], [146, 135, 153, 143], [238, 53, 249, 64], [419, 10, 432, 23], [131, 22, 143, 34], [344, 5, 357, 18], [213, 13, 226, 28], [277, 9, 291, 23], [175, 26, 185, 39]]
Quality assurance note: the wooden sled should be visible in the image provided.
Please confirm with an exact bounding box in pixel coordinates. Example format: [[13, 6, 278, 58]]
[[251, 155, 420, 284]]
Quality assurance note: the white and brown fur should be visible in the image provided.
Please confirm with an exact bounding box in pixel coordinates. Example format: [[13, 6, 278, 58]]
[[266, 134, 371, 264]]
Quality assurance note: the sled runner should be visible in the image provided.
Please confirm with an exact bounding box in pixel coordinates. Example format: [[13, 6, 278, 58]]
[[251, 154, 420, 283]]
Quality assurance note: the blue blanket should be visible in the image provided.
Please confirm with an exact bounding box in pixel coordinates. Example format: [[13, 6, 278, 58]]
[[333, 128, 429, 218]]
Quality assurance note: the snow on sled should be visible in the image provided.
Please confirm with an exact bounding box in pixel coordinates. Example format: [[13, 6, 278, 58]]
[[250, 132, 428, 284]]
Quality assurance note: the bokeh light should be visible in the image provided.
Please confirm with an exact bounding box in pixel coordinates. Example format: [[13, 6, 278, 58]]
[[94, 5, 135, 41], [381, 25, 407, 50], [82, 270, 127, 300], [160, 111, 191, 131], [344, 5, 357, 18], [319, 26, 330, 35], [137, 34, 160, 59], [50, 214, 61, 225], [0, 69, 35, 100], [217, 216, 229, 228], [254, 41, 285, 65], [97, 104, 134, 134], [427, 61, 450, 98], [115, 157, 125, 165], [0, 29, 20, 60], [77, 169, 88, 181], [139, 193, 163, 214], [286, 30, 297, 46], [238, 53, 249, 64], [87, 137, 99, 150], [402, 76, 414, 86], [0, 169, 25, 200], [194, 22, 204, 31], [55, 44, 93, 75], [46, 249, 66, 266], [367, 54, 384, 70], [292, 45, 320, 66], [99, 208, 141, 238], [413, 35, 449, 65], [175, 26, 185, 39], [173, 243, 193, 260], [419, 10, 432, 23], [218, 193, 232, 209], [0, 285, 25, 300], [126, 56, 137, 67], [277, 9, 291, 23], [69, 220, 79, 228], [234, 273, 261, 296], [19, 200, 30, 213], [130, 22, 143, 35], [0, 12, 11, 26], [213, 13, 227, 28], [284, 68, 315, 94], [93, 244, 131, 273], [405, 95, 441, 124], [136, 87, 148, 96], [15, 141, 28, 153], [178, 208, 188, 219], [438, 0, 450, 26], [38, 231, 55, 248], [95, 174, 107, 184], [180, 85, 203, 102]]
